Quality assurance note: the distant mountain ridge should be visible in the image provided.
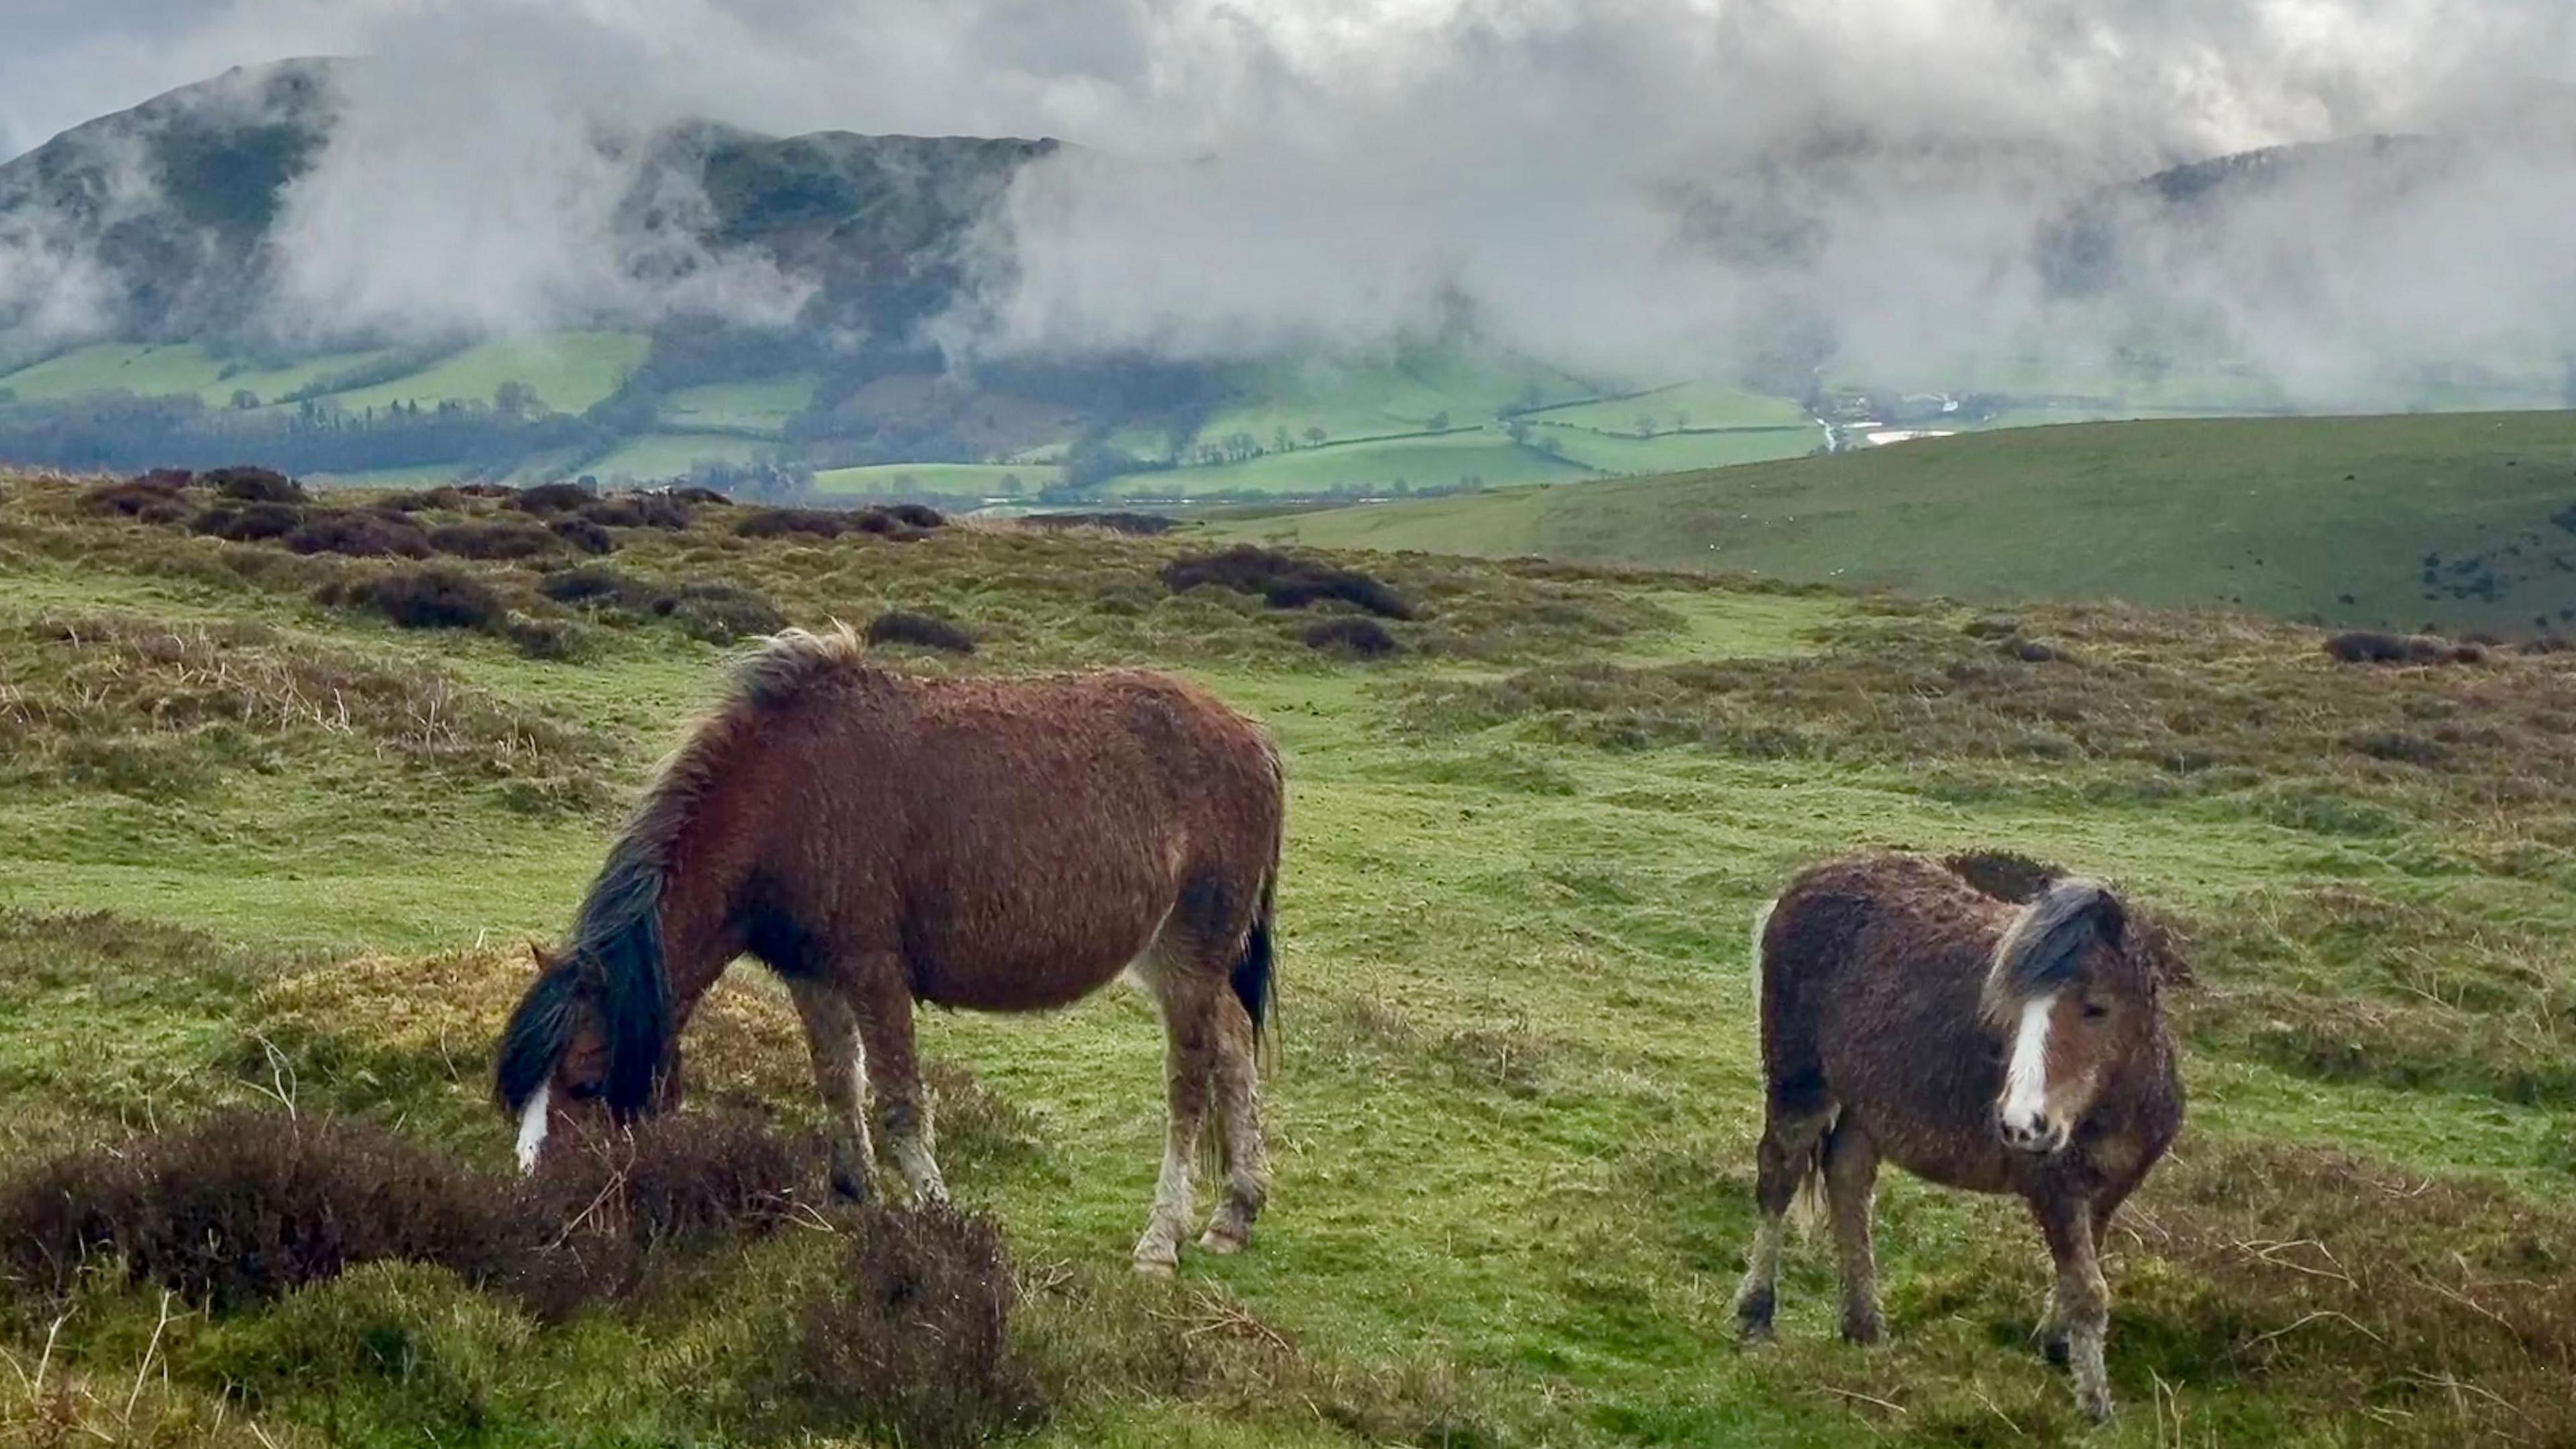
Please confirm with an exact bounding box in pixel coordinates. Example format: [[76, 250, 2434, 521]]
[[0, 58, 1055, 351]]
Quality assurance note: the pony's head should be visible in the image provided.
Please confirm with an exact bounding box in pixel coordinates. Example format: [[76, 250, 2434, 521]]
[[493, 943, 680, 1170], [1981, 878, 2155, 1156]]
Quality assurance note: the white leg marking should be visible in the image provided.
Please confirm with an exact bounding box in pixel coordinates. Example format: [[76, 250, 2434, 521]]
[[2000, 992, 2056, 1135], [515, 1083, 550, 1173]]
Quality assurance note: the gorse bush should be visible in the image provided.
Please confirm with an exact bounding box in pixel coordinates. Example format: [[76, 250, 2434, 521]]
[[284, 508, 433, 559], [318, 566, 508, 632], [204, 466, 307, 504], [1303, 616, 1401, 657]]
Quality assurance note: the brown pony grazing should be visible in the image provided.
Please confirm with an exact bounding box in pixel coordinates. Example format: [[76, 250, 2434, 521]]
[[494, 626, 1285, 1275], [1730, 853, 2182, 1421]]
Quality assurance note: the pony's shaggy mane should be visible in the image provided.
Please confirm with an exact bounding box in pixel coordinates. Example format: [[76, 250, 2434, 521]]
[[1981, 876, 2126, 1028], [498, 626, 876, 1118]]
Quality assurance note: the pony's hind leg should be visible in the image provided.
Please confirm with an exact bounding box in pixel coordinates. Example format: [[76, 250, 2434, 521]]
[[1132, 952, 1220, 1276], [1731, 1100, 1834, 1341], [2030, 1191, 2115, 1421], [788, 977, 877, 1203], [857, 971, 947, 1204], [1197, 990, 1267, 1254], [1823, 1121, 1882, 1344]]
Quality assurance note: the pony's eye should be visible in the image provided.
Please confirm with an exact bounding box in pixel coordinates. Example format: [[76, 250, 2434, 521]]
[[564, 1081, 602, 1102], [2081, 1002, 2110, 1021]]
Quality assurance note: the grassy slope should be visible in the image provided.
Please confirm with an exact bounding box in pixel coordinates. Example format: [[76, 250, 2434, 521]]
[[4, 469, 2575, 1446], [586, 431, 775, 480], [1104, 430, 1597, 498], [811, 462, 1061, 497], [1525, 382, 1809, 433], [1222, 411, 2576, 635], [318, 331, 650, 415], [655, 374, 816, 435], [0, 342, 392, 406]]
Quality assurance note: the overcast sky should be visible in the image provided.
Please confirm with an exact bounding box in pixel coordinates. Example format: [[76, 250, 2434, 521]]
[[5, 1, 2574, 400]]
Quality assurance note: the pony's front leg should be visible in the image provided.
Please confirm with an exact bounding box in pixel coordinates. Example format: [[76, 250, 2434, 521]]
[[789, 978, 877, 1203], [1134, 969, 1217, 1276], [857, 975, 947, 1204], [2031, 1192, 2114, 1422]]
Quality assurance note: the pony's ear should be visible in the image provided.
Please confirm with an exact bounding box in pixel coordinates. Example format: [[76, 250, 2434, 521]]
[[525, 941, 550, 973], [2090, 890, 2129, 952]]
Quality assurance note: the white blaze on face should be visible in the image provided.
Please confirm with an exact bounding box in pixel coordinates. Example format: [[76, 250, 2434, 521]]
[[2000, 993, 2057, 1142], [515, 1082, 551, 1173]]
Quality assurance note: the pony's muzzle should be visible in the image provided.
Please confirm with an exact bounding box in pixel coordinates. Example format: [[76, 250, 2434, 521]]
[[1996, 1108, 2068, 1156]]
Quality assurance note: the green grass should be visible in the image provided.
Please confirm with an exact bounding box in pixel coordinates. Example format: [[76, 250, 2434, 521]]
[[1525, 381, 1810, 433], [1188, 352, 1597, 458], [655, 374, 816, 435], [1221, 411, 2576, 635], [811, 462, 1061, 498], [3, 468, 2574, 1446], [0, 342, 394, 407], [1107, 430, 1595, 498], [317, 331, 651, 416], [587, 431, 776, 481], [1534, 424, 1818, 474]]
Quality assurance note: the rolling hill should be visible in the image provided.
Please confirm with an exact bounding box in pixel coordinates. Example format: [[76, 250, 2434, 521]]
[[1216, 411, 2576, 636]]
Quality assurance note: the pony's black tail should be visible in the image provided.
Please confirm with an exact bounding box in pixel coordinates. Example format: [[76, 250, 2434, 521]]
[[1230, 868, 1277, 1059], [494, 831, 673, 1120]]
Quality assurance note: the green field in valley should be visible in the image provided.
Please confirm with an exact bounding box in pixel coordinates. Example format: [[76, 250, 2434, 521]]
[[320, 331, 651, 416], [0, 342, 394, 407], [587, 431, 776, 480], [3, 467, 2573, 1445], [1524, 381, 1812, 434], [656, 374, 818, 435], [811, 462, 1062, 498], [1104, 429, 1598, 498], [1220, 411, 2576, 636]]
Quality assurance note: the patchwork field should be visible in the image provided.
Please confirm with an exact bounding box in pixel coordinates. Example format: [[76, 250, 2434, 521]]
[[1223, 411, 2576, 637], [2, 469, 2573, 1446]]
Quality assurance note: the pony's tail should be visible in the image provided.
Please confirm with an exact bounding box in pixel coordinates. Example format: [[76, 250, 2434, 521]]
[[1230, 867, 1278, 1064], [1750, 892, 1829, 1237]]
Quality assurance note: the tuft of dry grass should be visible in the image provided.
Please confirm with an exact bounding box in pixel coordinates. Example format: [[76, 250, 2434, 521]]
[[0, 614, 610, 804]]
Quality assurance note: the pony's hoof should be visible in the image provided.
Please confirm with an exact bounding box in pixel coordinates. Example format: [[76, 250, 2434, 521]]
[[1839, 1315, 1884, 1346], [2074, 1384, 2114, 1425], [1731, 1287, 1776, 1343], [1132, 1255, 1177, 1279], [1197, 1224, 1248, 1255]]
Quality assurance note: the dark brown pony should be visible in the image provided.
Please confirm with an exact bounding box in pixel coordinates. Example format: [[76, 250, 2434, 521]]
[[495, 625, 1285, 1274], [1731, 853, 2183, 1421]]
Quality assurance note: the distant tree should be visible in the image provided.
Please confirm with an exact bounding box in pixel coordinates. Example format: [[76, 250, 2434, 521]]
[[494, 380, 539, 418], [1274, 425, 1293, 453], [1426, 410, 1450, 432], [998, 472, 1024, 496], [1505, 418, 1532, 445], [229, 388, 261, 411], [1635, 413, 1656, 437], [1303, 425, 1326, 447], [1673, 409, 1691, 430]]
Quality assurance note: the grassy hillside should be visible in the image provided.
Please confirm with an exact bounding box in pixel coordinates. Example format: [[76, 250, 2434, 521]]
[[1105, 429, 1598, 498], [3, 467, 2575, 1445], [0, 342, 392, 407], [1222, 411, 2576, 636]]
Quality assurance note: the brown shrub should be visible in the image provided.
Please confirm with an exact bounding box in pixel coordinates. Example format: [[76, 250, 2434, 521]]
[[1163, 545, 1415, 619], [735, 507, 850, 540], [203, 466, 306, 504], [790, 1205, 1043, 1448], [427, 519, 559, 561], [81, 476, 193, 523], [865, 610, 975, 654], [0, 1107, 826, 1320], [669, 485, 733, 506], [1019, 511, 1177, 536], [318, 566, 508, 631], [379, 485, 468, 513], [508, 482, 594, 513], [578, 494, 692, 530], [191, 500, 304, 542], [883, 502, 947, 529], [1303, 616, 1401, 657], [2324, 629, 2481, 665], [536, 565, 784, 642], [285, 508, 433, 559], [547, 516, 615, 554]]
